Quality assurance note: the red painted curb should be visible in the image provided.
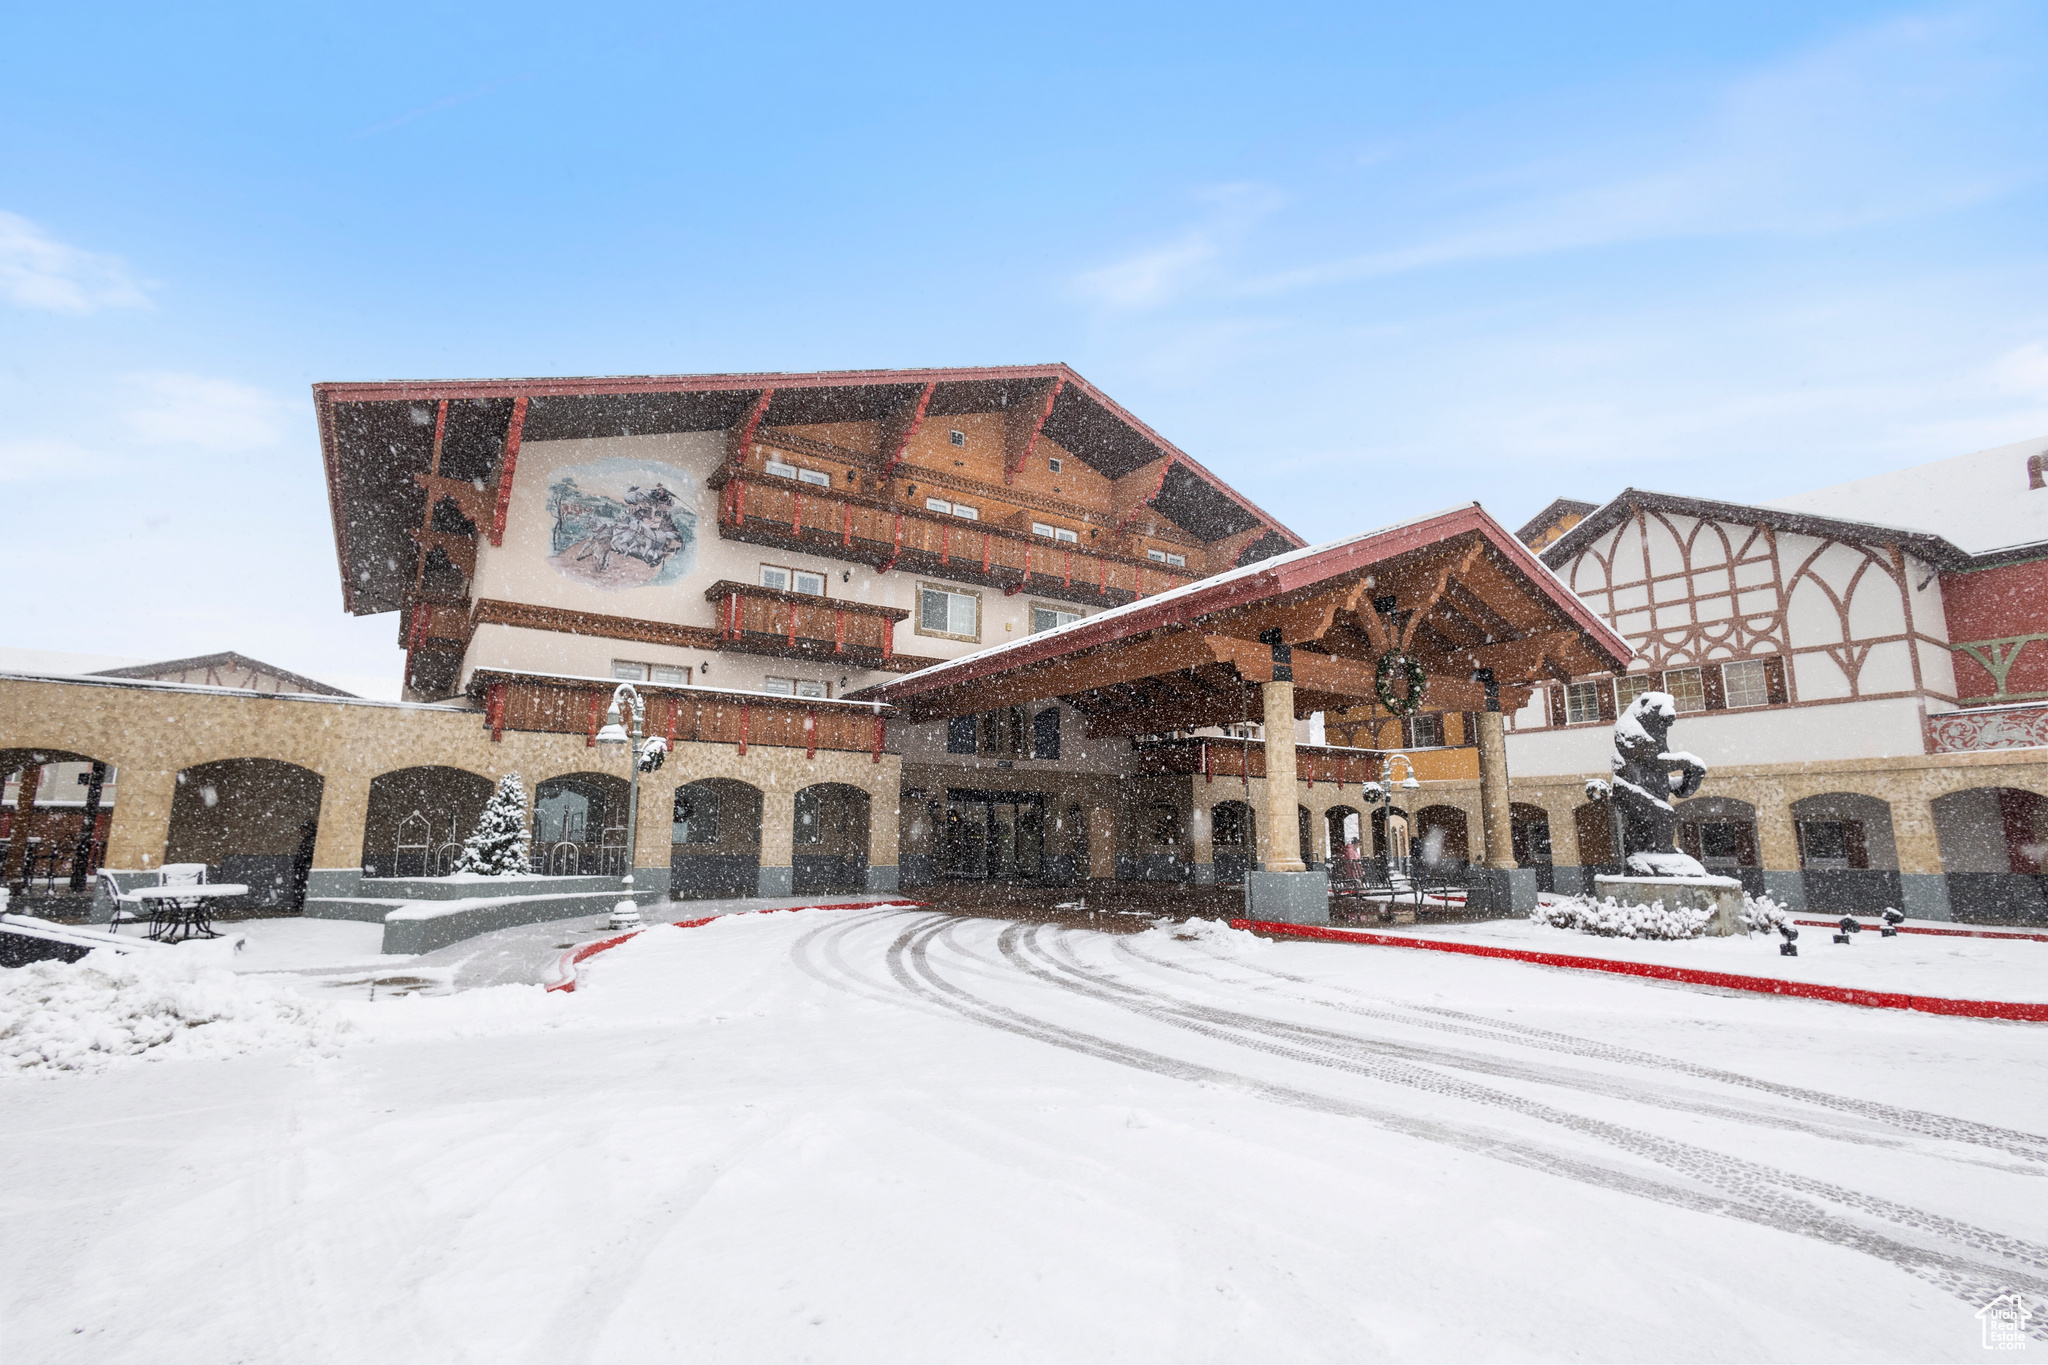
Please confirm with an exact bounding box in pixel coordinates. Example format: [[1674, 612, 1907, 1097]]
[[545, 899, 926, 992], [1791, 918, 2048, 943], [1231, 919, 2048, 1023]]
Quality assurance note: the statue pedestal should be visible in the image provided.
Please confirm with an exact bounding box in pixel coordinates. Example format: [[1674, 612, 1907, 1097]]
[[1594, 875, 1746, 936]]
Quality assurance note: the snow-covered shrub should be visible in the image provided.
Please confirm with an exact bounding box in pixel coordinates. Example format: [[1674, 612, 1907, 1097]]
[[1533, 896, 1710, 939], [1533, 892, 1794, 941], [453, 772, 531, 876], [1, 949, 351, 1075]]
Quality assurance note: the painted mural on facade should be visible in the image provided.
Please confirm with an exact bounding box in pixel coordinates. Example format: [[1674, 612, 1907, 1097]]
[[545, 458, 699, 589]]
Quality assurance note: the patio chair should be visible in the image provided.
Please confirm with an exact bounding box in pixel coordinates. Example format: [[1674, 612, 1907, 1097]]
[[95, 869, 145, 933], [148, 864, 217, 941]]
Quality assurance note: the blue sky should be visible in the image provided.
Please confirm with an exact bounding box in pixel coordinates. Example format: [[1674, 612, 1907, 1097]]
[[4, 2, 2044, 698]]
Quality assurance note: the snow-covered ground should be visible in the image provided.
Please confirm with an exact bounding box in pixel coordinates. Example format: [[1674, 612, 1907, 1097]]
[[1365, 914, 2048, 1002], [4, 906, 2045, 1362]]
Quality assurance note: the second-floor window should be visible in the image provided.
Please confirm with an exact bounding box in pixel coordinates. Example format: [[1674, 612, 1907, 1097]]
[[923, 497, 979, 520], [1031, 604, 1081, 634], [1031, 522, 1079, 544], [1614, 674, 1656, 712], [614, 660, 689, 685], [1145, 548, 1187, 568], [764, 676, 829, 698], [917, 584, 981, 642], [1663, 667, 1706, 713], [1563, 681, 1604, 725], [1404, 713, 1443, 748], [764, 457, 830, 487], [760, 564, 825, 596], [1721, 658, 1770, 708]]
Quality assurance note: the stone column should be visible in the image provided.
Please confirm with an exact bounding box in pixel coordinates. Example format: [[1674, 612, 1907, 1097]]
[[306, 773, 372, 905], [103, 766, 176, 872], [1752, 778, 1806, 910], [1260, 680, 1305, 873], [758, 785, 796, 897], [635, 767, 677, 902], [865, 772, 900, 893], [1088, 805, 1117, 880], [4, 764, 41, 888], [1475, 711, 1515, 870], [1189, 792, 1216, 885]]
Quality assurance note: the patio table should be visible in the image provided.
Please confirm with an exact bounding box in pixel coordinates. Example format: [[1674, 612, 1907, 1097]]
[[124, 883, 249, 943]]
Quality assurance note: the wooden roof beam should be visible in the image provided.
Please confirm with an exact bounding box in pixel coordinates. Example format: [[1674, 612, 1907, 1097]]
[[1108, 455, 1172, 531], [1002, 377, 1063, 485], [724, 389, 776, 470], [880, 382, 937, 481]]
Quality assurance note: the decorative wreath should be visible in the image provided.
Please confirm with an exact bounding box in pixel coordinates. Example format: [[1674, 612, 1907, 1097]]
[[1374, 650, 1429, 716]]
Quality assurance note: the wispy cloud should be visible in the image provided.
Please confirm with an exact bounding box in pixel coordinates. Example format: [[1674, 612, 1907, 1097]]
[[1081, 10, 2035, 309], [1071, 184, 1284, 312], [0, 211, 149, 313], [124, 373, 286, 452], [0, 437, 96, 482], [352, 73, 536, 137]]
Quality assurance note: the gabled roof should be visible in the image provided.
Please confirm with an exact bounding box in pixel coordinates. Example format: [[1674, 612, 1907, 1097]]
[[857, 504, 1632, 724], [1515, 497, 1598, 547], [1537, 488, 1971, 571], [313, 363, 1305, 615], [92, 651, 356, 698]]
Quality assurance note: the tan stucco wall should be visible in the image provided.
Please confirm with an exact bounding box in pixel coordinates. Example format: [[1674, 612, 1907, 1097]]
[[1, 677, 902, 874]]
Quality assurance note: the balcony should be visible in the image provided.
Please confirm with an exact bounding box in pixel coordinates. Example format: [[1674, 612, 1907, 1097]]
[[705, 580, 938, 674], [1926, 702, 2048, 754], [466, 669, 894, 757], [708, 464, 1204, 609], [1134, 736, 1385, 787]]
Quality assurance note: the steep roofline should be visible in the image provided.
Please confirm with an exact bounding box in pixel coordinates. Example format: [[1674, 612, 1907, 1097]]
[[856, 503, 1630, 706], [1538, 488, 1970, 570], [91, 651, 356, 698]]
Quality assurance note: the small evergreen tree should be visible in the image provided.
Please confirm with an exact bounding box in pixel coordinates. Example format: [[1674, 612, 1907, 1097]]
[[454, 772, 531, 876]]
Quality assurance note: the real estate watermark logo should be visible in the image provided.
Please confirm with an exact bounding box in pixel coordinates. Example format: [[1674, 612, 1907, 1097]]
[[1979, 1292, 2033, 1350]]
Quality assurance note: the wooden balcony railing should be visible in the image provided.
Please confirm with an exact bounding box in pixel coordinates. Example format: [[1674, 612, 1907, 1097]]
[[705, 581, 935, 671], [1133, 736, 1385, 788], [467, 669, 895, 760], [708, 466, 1203, 609]]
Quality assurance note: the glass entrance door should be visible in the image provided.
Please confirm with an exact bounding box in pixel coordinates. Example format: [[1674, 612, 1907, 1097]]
[[945, 790, 1046, 880]]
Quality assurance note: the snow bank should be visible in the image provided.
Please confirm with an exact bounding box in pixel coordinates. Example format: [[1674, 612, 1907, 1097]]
[[0, 946, 351, 1076], [1134, 916, 1271, 955], [1533, 893, 1790, 940]]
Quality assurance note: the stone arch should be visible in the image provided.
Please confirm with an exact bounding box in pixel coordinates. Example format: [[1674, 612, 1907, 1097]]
[[1412, 805, 1469, 868], [1674, 795, 1762, 895], [1210, 799, 1254, 882], [794, 783, 870, 895], [2, 746, 118, 895], [670, 778, 763, 900], [534, 771, 631, 876], [166, 758, 325, 912], [1932, 787, 2048, 924], [361, 765, 494, 878], [1790, 791, 1901, 913], [1509, 801, 1555, 893], [1323, 804, 1363, 870]]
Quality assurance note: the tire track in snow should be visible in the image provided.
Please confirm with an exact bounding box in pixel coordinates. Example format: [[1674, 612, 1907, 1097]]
[[1014, 924, 2048, 1281], [1126, 931, 2048, 1164]]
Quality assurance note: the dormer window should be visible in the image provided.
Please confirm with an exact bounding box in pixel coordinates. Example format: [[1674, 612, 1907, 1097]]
[[949, 430, 966, 447]]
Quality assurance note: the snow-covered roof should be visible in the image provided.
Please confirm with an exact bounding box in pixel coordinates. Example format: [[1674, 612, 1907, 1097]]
[[1765, 433, 2048, 558]]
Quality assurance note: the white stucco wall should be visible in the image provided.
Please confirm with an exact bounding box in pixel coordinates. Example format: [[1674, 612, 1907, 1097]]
[[1507, 695, 1929, 777]]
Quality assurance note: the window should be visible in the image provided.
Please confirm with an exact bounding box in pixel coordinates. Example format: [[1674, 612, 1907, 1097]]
[[764, 676, 829, 698], [1165, 553, 1185, 568], [926, 497, 977, 520], [925, 497, 954, 514], [1663, 667, 1706, 713], [760, 565, 824, 595], [917, 583, 980, 641], [1721, 658, 1769, 708], [1564, 681, 1604, 725], [797, 468, 830, 488], [1048, 457, 1062, 473], [1614, 674, 1656, 713], [1031, 522, 1078, 543], [1404, 713, 1442, 748], [764, 458, 799, 480], [948, 429, 966, 447], [653, 666, 689, 686], [613, 661, 650, 681], [1033, 706, 1062, 761], [1147, 548, 1166, 562], [1031, 603, 1082, 634], [946, 715, 978, 755], [950, 503, 977, 520]]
